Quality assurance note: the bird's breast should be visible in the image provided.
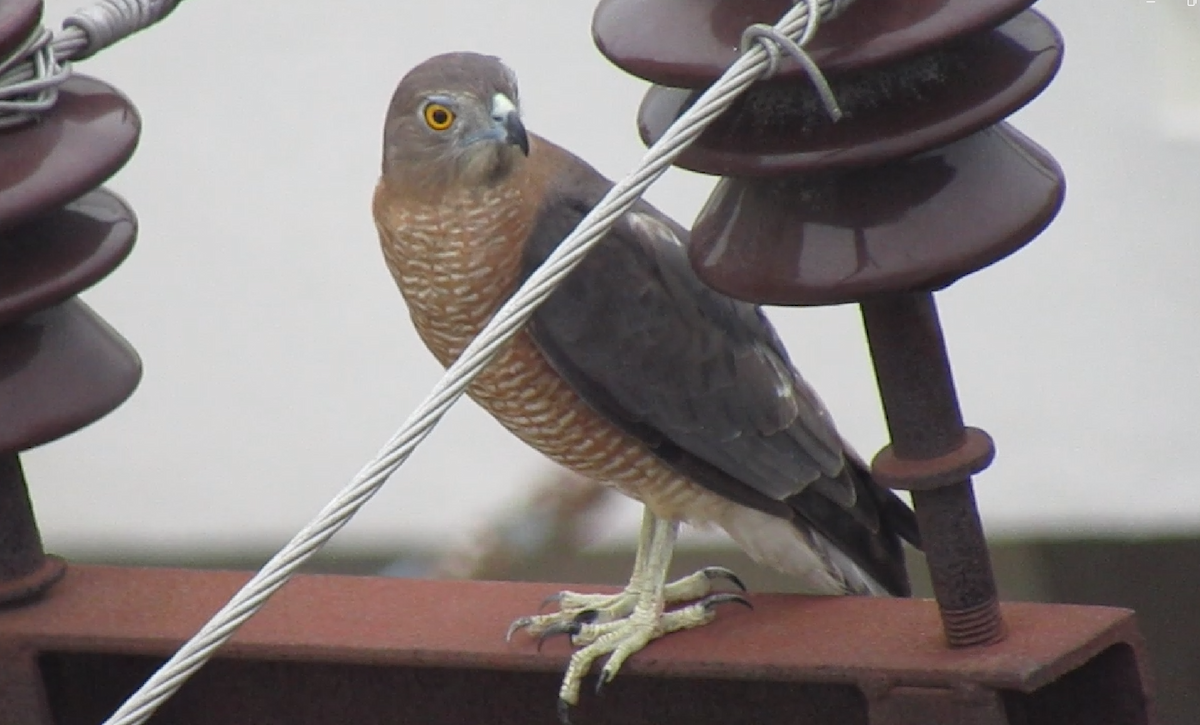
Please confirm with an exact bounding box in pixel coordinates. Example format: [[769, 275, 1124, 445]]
[[372, 177, 737, 525], [375, 181, 532, 364]]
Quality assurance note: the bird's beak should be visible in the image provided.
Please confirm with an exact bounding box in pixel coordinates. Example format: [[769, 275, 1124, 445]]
[[491, 93, 529, 156]]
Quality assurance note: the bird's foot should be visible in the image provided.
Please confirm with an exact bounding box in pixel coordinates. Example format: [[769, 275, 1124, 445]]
[[505, 566, 745, 642], [506, 567, 749, 724], [554, 591, 750, 722]]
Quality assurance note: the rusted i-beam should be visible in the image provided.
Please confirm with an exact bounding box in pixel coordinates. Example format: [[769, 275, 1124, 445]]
[[0, 566, 1156, 725]]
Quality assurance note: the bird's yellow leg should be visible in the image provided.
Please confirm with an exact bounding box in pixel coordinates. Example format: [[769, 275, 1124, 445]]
[[542, 506, 660, 619], [555, 512, 677, 710], [505, 509, 752, 722], [505, 508, 745, 639], [553, 513, 751, 720]]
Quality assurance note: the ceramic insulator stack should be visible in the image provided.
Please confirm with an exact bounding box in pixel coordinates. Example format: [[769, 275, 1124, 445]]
[[0, 0, 142, 604], [594, 0, 1065, 648]]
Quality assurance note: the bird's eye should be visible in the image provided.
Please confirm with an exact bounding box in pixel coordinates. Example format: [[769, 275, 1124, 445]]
[[423, 103, 455, 131]]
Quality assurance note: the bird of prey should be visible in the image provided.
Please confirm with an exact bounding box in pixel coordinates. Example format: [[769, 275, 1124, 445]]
[[373, 51, 920, 719]]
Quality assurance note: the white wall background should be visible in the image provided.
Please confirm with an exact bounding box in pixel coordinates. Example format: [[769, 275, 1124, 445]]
[[21, 0, 1200, 558]]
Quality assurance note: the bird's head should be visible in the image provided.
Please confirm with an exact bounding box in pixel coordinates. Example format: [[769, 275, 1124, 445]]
[[381, 52, 529, 193]]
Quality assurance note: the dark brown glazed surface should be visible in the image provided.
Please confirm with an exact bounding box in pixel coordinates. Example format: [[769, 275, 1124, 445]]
[[688, 123, 1064, 305], [0, 75, 140, 232], [638, 10, 1062, 176], [594, 0, 1036, 88], [0, 299, 141, 452], [0, 189, 137, 326], [0, 0, 39, 60]]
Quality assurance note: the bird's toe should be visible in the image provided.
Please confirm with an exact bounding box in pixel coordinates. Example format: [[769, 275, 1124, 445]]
[[505, 616, 535, 642], [702, 566, 748, 592], [701, 592, 754, 612], [537, 621, 584, 651]]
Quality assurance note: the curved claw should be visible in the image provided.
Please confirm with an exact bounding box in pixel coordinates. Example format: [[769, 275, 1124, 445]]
[[506, 616, 534, 642], [701, 592, 754, 611], [536, 621, 582, 652], [539, 592, 566, 612], [702, 566, 748, 593], [557, 698, 573, 725], [594, 666, 616, 696]]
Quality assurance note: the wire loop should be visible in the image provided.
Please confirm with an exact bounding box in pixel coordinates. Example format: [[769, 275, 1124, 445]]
[[739, 0, 843, 121], [0, 27, 70, 129]]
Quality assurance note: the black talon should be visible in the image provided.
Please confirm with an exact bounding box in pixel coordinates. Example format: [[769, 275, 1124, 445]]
[[595, 668, 615, 696], [557, 698, 573, 725], [572, 609, 600, 625], [505, 617, 533, 642], [536, 621, 582, 652], [703, 566, 748, 593], [702, 592, 754, 611]]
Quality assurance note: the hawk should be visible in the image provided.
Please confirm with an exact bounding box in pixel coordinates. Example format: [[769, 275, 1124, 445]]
[[373, 51, 919, 720]]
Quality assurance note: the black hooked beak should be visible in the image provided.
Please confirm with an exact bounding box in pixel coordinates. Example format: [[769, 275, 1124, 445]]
[[491, 94, 529, 156]]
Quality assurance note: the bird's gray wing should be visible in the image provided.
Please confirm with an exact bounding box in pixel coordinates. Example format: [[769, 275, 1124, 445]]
[[522, 148, 859, 519], [522, 145, 919, 596]]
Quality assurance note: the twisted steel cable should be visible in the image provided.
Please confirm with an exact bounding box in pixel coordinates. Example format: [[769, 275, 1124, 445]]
[[0, 0, 182, 128]]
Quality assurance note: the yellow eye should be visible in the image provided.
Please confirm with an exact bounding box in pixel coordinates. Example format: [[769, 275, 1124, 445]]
[[423, 103, 455, 131]]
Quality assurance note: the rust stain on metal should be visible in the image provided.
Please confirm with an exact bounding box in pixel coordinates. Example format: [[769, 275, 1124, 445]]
[[0, 567, 1154, 724], [0, 566, 1146, 689], [862, 293, 1006, 647], [873, 428, 996, 492]]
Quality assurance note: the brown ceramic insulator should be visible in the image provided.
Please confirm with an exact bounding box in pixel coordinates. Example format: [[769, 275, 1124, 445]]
[[0, 0, 40, 60], [0, 75, 140, 233], [594, 0, 1036, 89], [688, 123, 1064, 304], [0, 189, 139, 600], [0, 454, 65, 604], [0, 30, 143, 608], [0, 189, 137, 326], [636, 10, 1063, 176], [0, 298, 141, 452], [861, 293, 1004, 647]]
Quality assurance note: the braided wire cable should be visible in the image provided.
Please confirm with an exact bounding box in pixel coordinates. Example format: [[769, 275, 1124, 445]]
[[0, 27, 66, 129], [0, 0, 182, 128], [99, 1, 850, 722]]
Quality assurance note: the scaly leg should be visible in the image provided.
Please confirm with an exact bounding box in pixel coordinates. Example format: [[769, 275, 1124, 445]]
[[506, 508, 750, 723], [533, 506, 660, 625], [506, 509, 745, 638]]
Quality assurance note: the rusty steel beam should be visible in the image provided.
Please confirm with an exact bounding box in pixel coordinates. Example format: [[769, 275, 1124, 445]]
[[0, 565, 1153, 724]]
